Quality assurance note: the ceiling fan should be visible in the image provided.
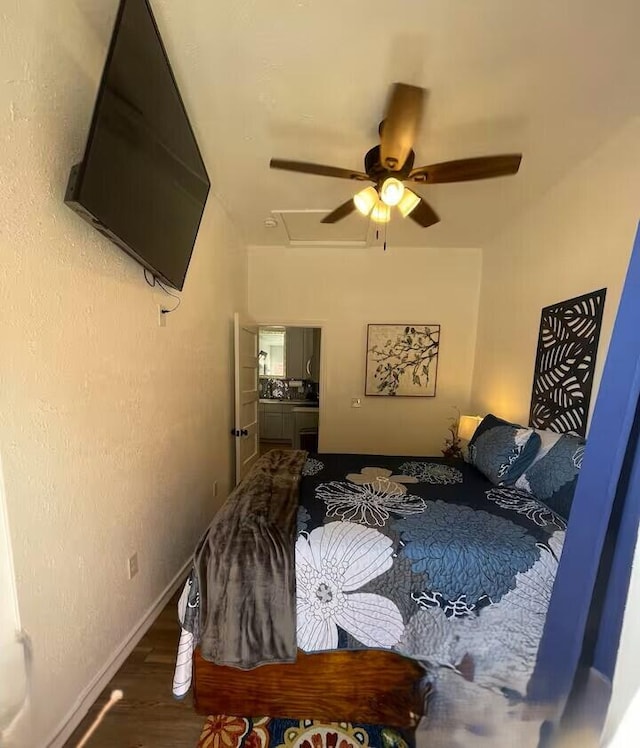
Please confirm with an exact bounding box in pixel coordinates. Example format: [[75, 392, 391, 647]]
[[270, 83, 522, 228]]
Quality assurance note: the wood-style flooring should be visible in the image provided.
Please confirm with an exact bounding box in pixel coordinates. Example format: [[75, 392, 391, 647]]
[[64, 589, 203, 748], [62, 585, 427, 748], [259, 440, 292, 456]]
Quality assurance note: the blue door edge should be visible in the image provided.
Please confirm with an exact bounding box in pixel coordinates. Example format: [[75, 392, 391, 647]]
[[527, 221, 640, 738]]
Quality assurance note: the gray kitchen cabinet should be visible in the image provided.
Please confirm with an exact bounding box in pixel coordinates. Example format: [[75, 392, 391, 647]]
[[282, 410, 294, 443], [310, 328, 321, 382], [283, 327, 321, 381], [285, 327, 305, 379], [302, 328, 314, 379], [261, 411, 283, 440], [259, 401, 295, 443], [260, 401, 282, 440]]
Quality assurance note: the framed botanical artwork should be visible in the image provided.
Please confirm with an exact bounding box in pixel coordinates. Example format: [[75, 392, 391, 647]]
[[365, 324, 440, 397]]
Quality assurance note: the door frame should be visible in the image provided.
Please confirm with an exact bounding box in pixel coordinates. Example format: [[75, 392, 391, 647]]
[[256, 320, 327, 452], [234, 313, 260, 485]]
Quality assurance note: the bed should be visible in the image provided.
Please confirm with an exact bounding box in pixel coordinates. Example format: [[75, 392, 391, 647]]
[[173, 422, 579, 743]]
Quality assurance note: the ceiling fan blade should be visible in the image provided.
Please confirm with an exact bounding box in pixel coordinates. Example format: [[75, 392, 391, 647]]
[[409, 197, 440, 228], [409, 154, 522, 184], [321, 200, 356, 224], [270, 159, 369, 181], [380, 83, 426, 172]]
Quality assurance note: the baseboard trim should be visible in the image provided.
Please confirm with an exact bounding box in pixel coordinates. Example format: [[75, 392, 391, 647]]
[[46, 558, 191, 748]]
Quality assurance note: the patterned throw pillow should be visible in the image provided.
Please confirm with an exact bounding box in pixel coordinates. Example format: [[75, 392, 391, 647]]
[[197, 715, 415, 748], [467, 414, 541, 485], [514, 431, 585, 520]]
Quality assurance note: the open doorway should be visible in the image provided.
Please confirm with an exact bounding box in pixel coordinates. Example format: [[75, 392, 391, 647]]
[[257, 325, 321, 456]]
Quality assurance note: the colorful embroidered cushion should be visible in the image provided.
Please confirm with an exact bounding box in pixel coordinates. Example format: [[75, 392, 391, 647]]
[[514, 431, 585, 519], [467, 414, 541, 485]]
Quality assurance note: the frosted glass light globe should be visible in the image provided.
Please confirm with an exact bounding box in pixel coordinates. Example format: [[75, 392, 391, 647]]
[[353, 186, 378, 216], [380, 177, 405, 207], [370, 200, 391, 223]]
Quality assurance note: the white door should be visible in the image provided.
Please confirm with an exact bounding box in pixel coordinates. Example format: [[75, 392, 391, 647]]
[[233, 313, 260, 485]]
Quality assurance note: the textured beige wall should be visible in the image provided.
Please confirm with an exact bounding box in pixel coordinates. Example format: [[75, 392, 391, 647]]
[[248, 245, 482, 456], [0, 455, 28, 732], [470, 118, 640, 426], [0, 3, 247, 745], [469, 117, 640, 741], [605, 531, 640, 743]]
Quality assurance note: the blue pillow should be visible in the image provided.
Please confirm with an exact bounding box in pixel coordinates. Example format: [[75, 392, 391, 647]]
[[514, 431, 585, 519], [467, 414, 541, 485]]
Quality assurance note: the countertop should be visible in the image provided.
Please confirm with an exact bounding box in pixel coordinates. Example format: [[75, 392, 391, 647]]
[[259, 398, 319, 406]]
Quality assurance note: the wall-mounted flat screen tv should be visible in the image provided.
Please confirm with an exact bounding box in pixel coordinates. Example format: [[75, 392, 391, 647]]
[[64, 0, 210, 291]]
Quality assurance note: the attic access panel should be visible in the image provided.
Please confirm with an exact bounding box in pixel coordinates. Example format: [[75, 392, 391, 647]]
[[274, 210, 369, 245]]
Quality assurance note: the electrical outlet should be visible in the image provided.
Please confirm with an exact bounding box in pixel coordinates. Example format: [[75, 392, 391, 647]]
[[128, 552, 139, 580], [158, 305, 167, 327], [212, 481, 218, 497], [351, 398, 362, 408]]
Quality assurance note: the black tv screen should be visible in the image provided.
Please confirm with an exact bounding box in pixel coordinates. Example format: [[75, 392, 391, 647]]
[[65, 0, 210, 291]]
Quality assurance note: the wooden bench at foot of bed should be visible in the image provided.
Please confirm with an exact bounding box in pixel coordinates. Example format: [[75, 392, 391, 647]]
[[193, 647, 429, 728]]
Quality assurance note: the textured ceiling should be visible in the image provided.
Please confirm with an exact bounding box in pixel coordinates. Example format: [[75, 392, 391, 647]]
[[109, 0, 640, 246]]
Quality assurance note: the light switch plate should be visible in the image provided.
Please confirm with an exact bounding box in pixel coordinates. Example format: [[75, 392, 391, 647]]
[[128, 552, 139, 579], [351, 398, 362, 408]]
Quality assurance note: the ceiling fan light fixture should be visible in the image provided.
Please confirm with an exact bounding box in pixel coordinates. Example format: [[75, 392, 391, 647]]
[[398, 188, 421, 217], [370, 200, 391, 224], [270, 84, 521, 232], [353, 186, 378, 216], [379, 177, 405, 207]]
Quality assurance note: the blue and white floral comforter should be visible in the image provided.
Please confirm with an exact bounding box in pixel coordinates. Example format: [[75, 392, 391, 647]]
[[174, 451, 564, 745], [296, 454, 565, 743]]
